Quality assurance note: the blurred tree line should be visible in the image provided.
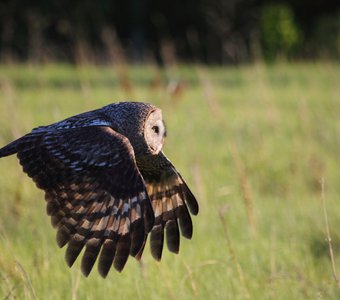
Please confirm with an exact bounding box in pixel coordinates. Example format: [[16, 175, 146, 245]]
[[0, 0, 339, 64]]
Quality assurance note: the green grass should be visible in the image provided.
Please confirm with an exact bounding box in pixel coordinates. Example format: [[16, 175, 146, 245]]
[[0, 62, 340, 299]]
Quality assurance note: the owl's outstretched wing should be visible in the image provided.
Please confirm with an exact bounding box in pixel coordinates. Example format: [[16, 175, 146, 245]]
[[137, 152, 199, 260], [2, 126, 154, 277]]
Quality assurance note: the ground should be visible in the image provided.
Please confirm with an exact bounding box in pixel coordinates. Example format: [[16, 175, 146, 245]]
[[0, 62, 339, 299]]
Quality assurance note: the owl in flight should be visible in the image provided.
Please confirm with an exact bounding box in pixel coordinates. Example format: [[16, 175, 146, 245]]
[[0, 102, 198, 277]]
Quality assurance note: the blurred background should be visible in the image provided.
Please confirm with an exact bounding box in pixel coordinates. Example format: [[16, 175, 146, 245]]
[[0, 0, 339, 64], [0, 1, 340, 300]]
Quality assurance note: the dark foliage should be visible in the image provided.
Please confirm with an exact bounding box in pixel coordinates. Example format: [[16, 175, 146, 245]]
[[0, 0, 338, 63]]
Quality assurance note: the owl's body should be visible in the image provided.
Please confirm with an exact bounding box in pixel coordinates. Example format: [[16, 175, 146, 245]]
[[0, 102, 198, 277]]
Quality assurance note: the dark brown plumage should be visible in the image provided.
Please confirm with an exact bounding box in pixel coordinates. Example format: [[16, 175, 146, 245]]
[[0, 101, 199, 277]]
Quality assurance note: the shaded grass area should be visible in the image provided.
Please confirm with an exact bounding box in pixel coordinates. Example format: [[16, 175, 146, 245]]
[[0, 62, 339, 299]]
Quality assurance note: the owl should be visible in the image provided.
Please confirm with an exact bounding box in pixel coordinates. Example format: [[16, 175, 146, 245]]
[[0, 102, 198, 277]]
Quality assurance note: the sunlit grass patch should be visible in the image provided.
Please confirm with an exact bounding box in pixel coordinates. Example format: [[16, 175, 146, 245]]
[[0, 62, 340, 299]]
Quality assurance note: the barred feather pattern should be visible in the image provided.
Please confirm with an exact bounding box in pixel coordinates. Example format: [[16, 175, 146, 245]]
[[0, 102, 199, 277], [138, 152, 199, 260], [12, 126, 154, 277], [31, 110, 112, 133]]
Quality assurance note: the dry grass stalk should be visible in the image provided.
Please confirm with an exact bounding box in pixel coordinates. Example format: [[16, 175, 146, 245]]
[[198, 67, 257, 237], [156, 263, 176, 300], [15, 260, 37, 300], [182, 261, 198, 299], [71, 270, 81, 300], [137, 258, 148, 280], [228, 141, 257, 237], [219, 206, 250, 299], [74, 39, 95, 66], [192, 161, 205, 204], [101, 27, 133, 95], [3, 282, 20, 300], [79, 77, 92, 104], [320, 177, 340, 288], [181, 260, 221, 298], [10, 175, 24, 218], [1, 268, 15, 300], [1, 79, 22, 139]]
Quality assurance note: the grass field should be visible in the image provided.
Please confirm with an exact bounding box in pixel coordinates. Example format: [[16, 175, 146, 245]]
[[0, 62, 339, 299]]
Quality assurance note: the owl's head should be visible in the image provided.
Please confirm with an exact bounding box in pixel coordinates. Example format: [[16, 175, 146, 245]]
[[105, 102, 166, 156]]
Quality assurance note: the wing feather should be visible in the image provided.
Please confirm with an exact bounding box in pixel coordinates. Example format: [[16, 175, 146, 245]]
[[138, 152, 198, 260], [0, 110, 199, 275], [11, 126, 154, 277]]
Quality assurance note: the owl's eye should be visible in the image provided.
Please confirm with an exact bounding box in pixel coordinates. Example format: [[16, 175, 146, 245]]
[[152, 126, 159, 134]]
